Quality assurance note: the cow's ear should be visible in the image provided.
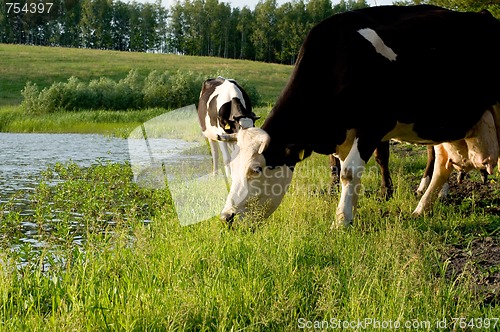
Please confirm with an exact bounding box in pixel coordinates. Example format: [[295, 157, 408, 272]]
[[258, 134, 271, 154]]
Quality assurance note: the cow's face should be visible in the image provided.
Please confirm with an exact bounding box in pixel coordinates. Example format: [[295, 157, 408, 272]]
[[220, 127, 294, 222]]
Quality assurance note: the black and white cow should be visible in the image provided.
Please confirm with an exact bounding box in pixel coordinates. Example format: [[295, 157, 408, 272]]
[[197, 77, 259, 176], [218, 5, 500, 228]]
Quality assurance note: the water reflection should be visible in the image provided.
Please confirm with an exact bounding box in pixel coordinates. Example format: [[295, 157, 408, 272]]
[[0, 133, 131, 261], [0, 133, 129, 202]]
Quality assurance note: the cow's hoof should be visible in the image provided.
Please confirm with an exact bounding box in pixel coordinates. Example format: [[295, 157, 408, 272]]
[[411, 209, 423, 218]]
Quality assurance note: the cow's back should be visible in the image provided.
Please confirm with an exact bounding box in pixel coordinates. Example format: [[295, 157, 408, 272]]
[[263, 5, 500, 157]]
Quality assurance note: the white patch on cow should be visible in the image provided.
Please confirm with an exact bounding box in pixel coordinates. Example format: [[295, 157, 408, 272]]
[[203, 111, 226, 141], [203, 110, 235, 177], [357, 28, 397, 62], [334, 138, 366, 228], [412, 144, 452, 216], [206, 79, 246, 111]]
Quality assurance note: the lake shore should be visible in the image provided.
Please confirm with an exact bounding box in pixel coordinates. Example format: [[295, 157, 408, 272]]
[[0, 106, 171, 138]]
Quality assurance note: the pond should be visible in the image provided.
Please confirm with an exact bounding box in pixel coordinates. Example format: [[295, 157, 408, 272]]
[[0, 128, 228, 244], [0, 133, 130, 202], [0, 107, 234, 266]]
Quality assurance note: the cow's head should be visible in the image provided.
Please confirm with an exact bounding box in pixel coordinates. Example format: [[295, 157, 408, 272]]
[[218, 127, 296, 222]]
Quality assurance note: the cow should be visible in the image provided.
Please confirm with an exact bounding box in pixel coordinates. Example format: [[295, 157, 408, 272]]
[[197, 77, 259, 177], [416, 145, 489, 199], [218, 5, 500, 228], [414, 107, 500, 216]]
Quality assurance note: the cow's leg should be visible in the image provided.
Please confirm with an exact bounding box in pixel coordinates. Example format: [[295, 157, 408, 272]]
[[480, 169, 488, 184], [209, 139, 219, 175], [218, 141, 232, 177], [416, 146, 435, 195], [412, 145, 453, 216], [335, 138, 366, 228], [374, 141, 393, 200], [328, 154, 341, 194]]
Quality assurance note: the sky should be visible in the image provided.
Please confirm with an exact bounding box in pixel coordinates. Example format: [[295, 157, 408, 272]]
[[140, 0, 396, 10]]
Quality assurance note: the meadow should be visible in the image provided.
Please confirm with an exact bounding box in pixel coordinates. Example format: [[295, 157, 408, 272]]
[[0, 43, 499, 330]]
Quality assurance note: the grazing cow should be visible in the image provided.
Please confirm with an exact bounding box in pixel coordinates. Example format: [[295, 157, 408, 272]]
[[218, 5, 500, 228], [197, 77, 259, 176]]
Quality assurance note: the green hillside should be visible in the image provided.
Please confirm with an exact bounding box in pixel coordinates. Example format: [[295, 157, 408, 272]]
[[0, 43, 293, 106]]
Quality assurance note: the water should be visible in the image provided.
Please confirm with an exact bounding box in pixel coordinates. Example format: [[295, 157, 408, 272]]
[[0, 133, 130, 201]]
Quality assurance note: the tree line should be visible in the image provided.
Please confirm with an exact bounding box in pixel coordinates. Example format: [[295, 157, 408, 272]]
[[1, 0, 498, 64]]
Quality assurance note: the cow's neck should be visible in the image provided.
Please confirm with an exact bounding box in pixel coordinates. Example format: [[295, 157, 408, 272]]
[[261, 105, 344, 168]]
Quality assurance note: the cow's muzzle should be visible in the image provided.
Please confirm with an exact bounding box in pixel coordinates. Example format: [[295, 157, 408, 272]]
[[220, 211, 235, 223]]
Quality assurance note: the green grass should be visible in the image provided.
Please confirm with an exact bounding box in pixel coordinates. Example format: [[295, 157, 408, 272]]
[[0, 151, 498, 330], [0, 105, 271, 137], [0, 43, 292, 107], [0, 106, 170, 137]]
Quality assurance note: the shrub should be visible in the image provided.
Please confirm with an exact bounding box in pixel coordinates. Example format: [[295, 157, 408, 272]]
[[21, 81, 42, 114], [20, 70, 260, 113], [143, 70, 169, 108], [167, 70, 204, 108]]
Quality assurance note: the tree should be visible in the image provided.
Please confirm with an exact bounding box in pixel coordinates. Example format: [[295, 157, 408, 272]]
[[236, 6, 255, 59], [426, 0, 500, 18], [112, 1, 131, 51], [80, 0, 113, 49], [252, 0, 278, 62], [275, 0, 309, 64]]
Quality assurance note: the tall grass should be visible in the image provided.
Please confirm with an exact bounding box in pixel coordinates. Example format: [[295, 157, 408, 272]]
[[0, 107, 170, 137], [0, 106, 271, 137], [0, 150, 498, 330]]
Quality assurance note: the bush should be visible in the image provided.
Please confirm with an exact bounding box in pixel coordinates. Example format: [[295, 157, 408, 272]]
[[21, 81, 42, 114], [143, 70, 169, 108], [167, 70, 204, 108], [20, 69, 260, 113]]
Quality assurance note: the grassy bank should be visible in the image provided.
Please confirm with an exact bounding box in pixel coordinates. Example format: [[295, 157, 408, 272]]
[[1, 43, 290, 135], [0, 106, 271, 137], [0, 149, 499, 330], [0, 106, 170, 137]]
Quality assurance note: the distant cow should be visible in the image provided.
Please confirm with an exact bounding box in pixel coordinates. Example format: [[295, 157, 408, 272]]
[[197, 77, 258, 176], [217, 5, 500, 228]]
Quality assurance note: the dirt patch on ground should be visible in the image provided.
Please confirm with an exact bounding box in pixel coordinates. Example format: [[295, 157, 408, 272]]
[[438, 174, 500, 305], [334, 143, 500, 303], [445, 236, 500, 305]]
